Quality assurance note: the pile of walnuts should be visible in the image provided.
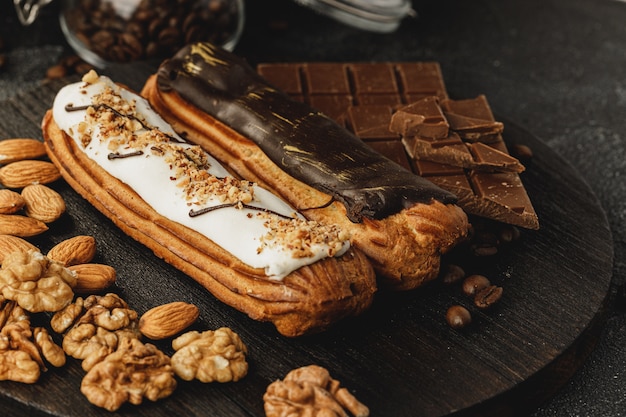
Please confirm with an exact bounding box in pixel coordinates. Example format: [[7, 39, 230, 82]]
[[0, 246, 369, 416], [0, 246, 249, 412]]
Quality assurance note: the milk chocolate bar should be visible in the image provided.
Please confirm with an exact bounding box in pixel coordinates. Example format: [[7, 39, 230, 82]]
[[256, 62, 539, 229], [257, 61, 449, 121]]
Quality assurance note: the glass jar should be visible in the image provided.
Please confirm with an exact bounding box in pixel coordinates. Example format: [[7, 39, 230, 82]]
[[14, 0, 55, 25], [58, 0, 245, 68], [294, 0, 413, 33]]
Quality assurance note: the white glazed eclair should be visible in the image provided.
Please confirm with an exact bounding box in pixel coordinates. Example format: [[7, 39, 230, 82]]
[[42, 71, 377, 337]]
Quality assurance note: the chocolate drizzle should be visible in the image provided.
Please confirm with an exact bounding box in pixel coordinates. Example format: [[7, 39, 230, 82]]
[[189, 203, 293, 219], [108, 150, 144, 160], [157, 43, 457, 222], [65, 102, 184, 143]]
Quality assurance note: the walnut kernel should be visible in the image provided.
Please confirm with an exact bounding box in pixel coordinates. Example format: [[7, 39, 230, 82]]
[[80, 336, 176, 411], [171, 327, 248, 383], [264, 364, 369, 417], [0, 250, 76, 313]]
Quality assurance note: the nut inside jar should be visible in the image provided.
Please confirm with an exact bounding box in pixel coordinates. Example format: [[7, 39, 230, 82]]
[[59, 0, 244, 67]]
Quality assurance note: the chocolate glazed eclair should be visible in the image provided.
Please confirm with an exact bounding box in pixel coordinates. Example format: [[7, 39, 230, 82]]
[[142, 42, 469, 290]]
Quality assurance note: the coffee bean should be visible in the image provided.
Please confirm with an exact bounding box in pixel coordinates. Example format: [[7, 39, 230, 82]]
[[63, 0, 241, 64], [512, 144, 533, 162], [74, 61, 95, 75], [0, 54, 6, 71], [462, 274, 491, 297], [472, 243, 498, 257], [158, 27, 182, 49], [46, 64, 68, 79], [119, 33, 143, 60], [474, 285, 503, 309], [441, 264, 465, 285], [446, 305, 472, 329], [91, 30, 115, 49], [499, 224, 521, 243]]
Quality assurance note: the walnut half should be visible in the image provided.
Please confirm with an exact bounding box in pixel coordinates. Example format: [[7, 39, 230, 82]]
[[80, 336, 177, 412], [264, 365, 369, 417], [0, 250, 76, 313], [50, 293, 140, 371], [171, 327, 248, 383], [0, 299, 65, 383]]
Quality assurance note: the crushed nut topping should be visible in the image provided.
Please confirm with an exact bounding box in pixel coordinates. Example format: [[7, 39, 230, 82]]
[[73, 78, 256, 209], [71, 71, 351, 263], [257, 212, 350, 258], [264, 364, 370, 417], [171, 327, 248, 383]]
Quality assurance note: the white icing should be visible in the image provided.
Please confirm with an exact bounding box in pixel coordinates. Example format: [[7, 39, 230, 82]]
[[52, 75, 349, 279]]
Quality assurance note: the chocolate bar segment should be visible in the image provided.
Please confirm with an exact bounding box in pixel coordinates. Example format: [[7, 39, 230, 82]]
[[256, 62, 538, 230], [346, 105, 397, 140], [257, 61, 449, 119], [415, 159, 538, 229], [303, 63, 351, 95]]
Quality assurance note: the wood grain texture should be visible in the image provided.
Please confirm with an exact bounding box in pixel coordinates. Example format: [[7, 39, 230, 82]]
[[0, 68, 614, 417]]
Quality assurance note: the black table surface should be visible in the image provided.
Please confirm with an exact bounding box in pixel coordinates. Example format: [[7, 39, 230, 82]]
[[1, 0, 625, 416]]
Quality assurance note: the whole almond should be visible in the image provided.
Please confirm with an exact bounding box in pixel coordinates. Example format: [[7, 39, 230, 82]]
[[139, 302, 199, 340], [0, 235, 39, 263], [0, 189, 26, 214], [0, 160, 61, 188], [68, 263, 116, 293], [47, 235, 97, 266], [0, 138, 47, 165], [21, 184, 66, 223], [0, 214, 48, 237]]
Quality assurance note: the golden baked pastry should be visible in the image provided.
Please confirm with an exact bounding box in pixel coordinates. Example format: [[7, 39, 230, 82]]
[[142, 43, 469, 290], [41, 71, 377, 337]]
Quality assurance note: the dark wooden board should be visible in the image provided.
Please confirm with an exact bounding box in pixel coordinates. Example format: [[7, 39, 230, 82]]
[[0, 69, 614, 417]]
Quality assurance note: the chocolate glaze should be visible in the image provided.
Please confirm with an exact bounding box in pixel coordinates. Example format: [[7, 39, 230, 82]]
[[157, 43, 456, 222]]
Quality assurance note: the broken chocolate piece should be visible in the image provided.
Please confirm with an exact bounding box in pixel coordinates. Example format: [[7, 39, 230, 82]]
[[415, 159, 538, 229], [393, 94, 524, 173], [468, 142, 525, 172], [403, 134, 525, 173], [403, 132, 474, 168], [389, 96, 449, 139], [441, 95, 504, 142]]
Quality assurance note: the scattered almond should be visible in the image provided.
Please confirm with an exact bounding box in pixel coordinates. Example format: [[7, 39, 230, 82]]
[[0, 189, 25, 214], [47, 235, 97, 266], [0, 235, 39, 263], [0, 213, 48, 237], [0, 160, 61, 188], [68, 263, 116, 293], [139, 301, 200, 340], [21, 184, 66, 223], [0, 138, 47, 165]]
